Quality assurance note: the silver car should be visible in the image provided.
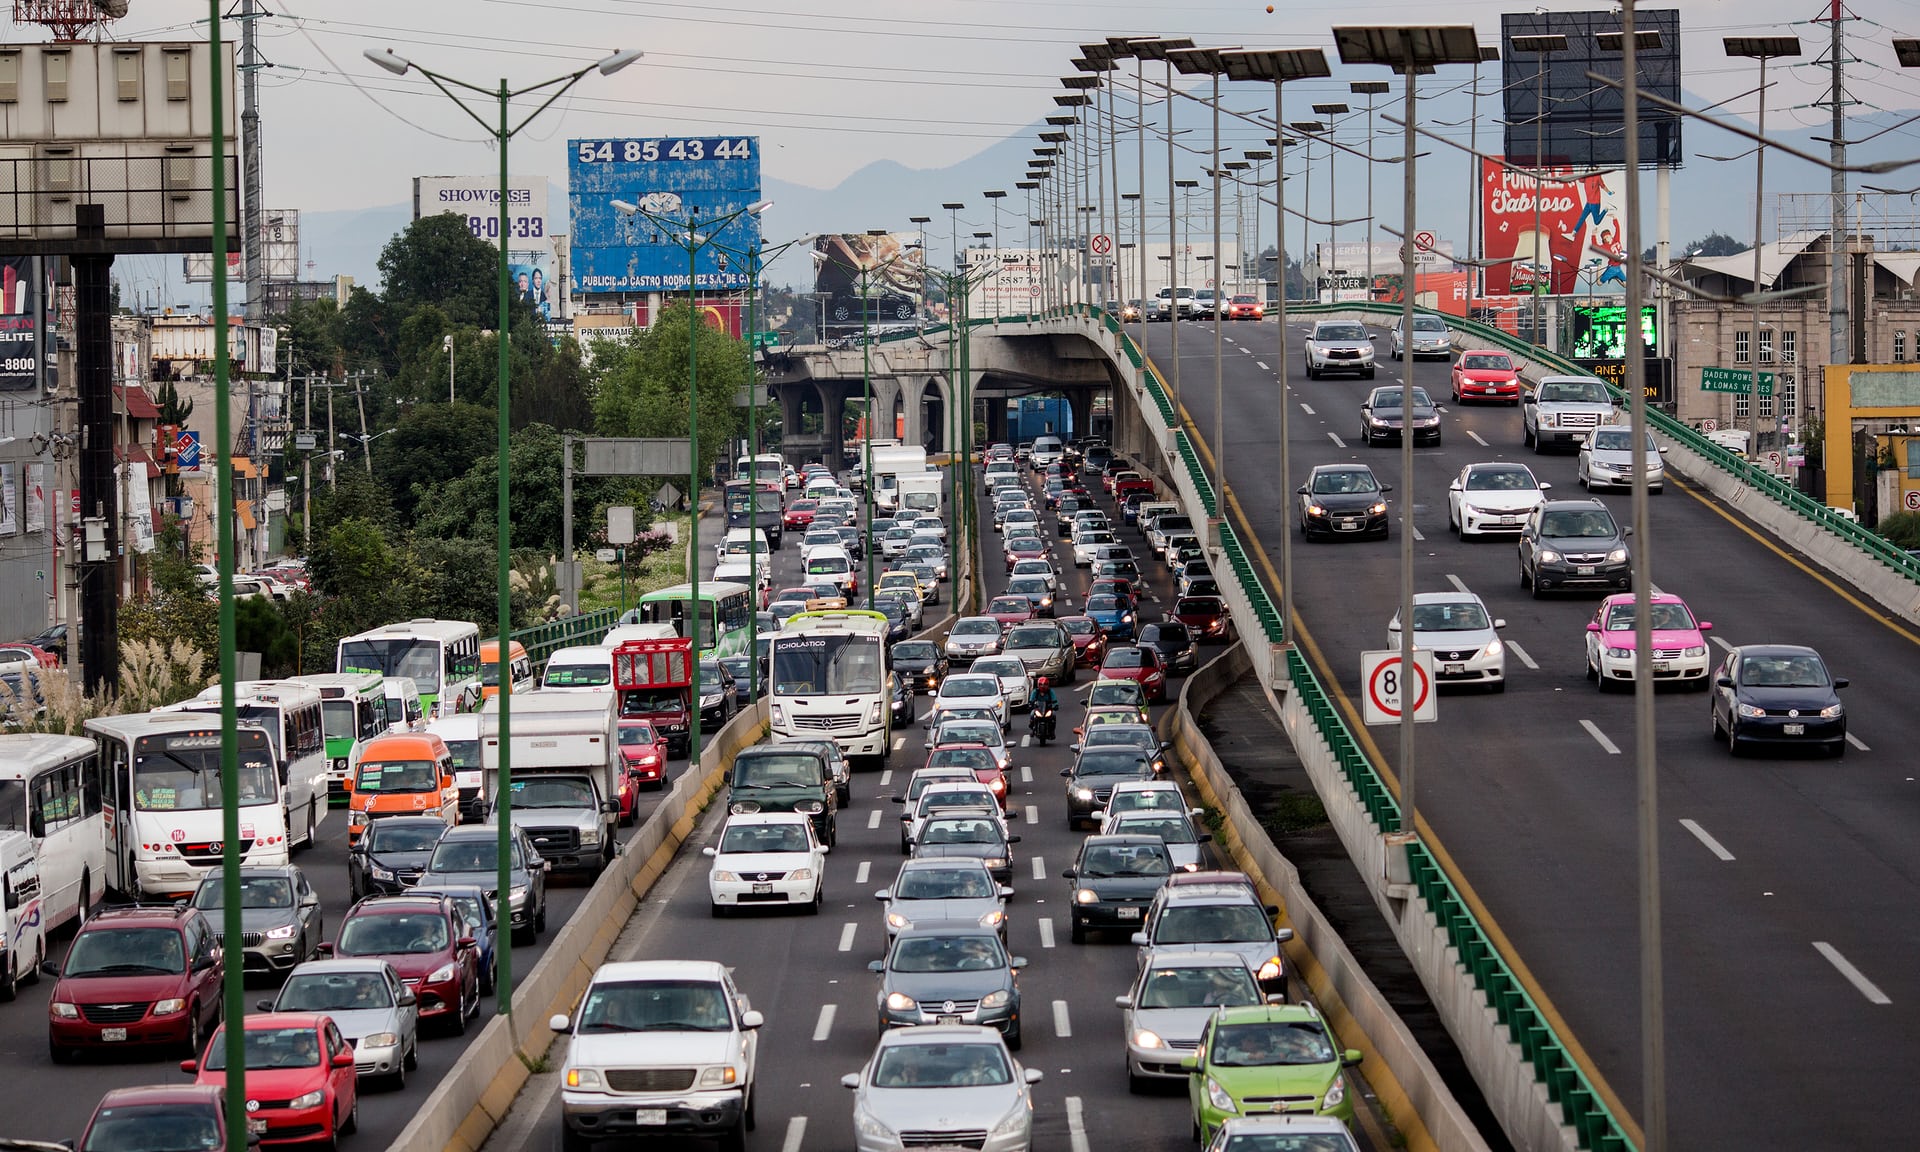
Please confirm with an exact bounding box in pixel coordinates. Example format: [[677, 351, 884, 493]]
[[1386, 591, 1507, 691], [269, 958, 419, 1089], [1101, 809, 1212, 871], [876, 858, 1013, 941], [842, 1025, 1042, 1152], [968, 656, 1032, 711], [1000, 622, 1073, 684], [1389, 313, 1453, 360], [1117, 950, 1268, 1091], [944, 617, 1004, 663], [1303, 320, 1376, 379], [1578, 425, 1666, 493]]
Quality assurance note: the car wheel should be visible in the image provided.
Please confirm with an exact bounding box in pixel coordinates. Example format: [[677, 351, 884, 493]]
[[1129, 1070, 1150, 1094], [711, 901, 729, 919], [807, 883, 824, 914], [450, 993, 468, 1036], [718, 1112, 748, 1152], [0, 950, 16, 1003], [1005, 1018, 1022, 1051], [1586, 653, 1598, 681], [1519, 563, 1532, 590], [1364, 367, 1376, 379], [481, 958, 495, 996], [535, 900, 548, 933]]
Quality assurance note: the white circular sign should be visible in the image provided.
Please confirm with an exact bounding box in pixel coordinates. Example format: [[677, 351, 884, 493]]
[[1766, 451, 1782, 469], [1090, 234, 1113, 255], [1701, 419, 1718, 433], [1366, 656, 1430, 720], [1906, 489, 1920, 511]]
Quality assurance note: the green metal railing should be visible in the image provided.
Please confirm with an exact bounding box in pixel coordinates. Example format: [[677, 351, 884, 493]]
[[512, 608, 620, 674]]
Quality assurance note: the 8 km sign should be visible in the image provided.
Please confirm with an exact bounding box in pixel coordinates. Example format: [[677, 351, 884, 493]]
[[1361, 650, 1438, 726]]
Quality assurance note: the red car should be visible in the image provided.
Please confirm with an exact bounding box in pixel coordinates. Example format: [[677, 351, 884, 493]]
[[183, 1013, 359, 1146], [782, 498, 818, 530], [79, 1085, 238, 1152], [1060, 615, 1108, 667], [1088, 577, 1137, 602], [1227, 295, 1265, 320], [1450, 349, 1523, 404], [0, 641, 57, 668], [1099, 645, 1168, 703], [1003, 537, 1049, 570], [986, 595, 1035, 628], [1113, 474, 1155, 502], [46, 904, 226, 1062], [322, 894, 480, 1034], [925, 744, 1009, 808], [1103, 469, 1136, 495], [1172, 596, 1235, 642], [618, 719, 669, 802]]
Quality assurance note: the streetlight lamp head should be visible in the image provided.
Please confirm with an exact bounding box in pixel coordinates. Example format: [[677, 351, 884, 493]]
[[364, 48, 411, 75], [867, 228, 889, 236], [747, 199, 774, 215], [597, 48, 644, 75], [610, 199, 639, 215]]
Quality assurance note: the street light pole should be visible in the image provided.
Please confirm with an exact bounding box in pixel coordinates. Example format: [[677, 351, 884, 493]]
[[1725, 36, 1803, 455], [1352, 81, 1390, 290], [1510, 34, 1568, 340]]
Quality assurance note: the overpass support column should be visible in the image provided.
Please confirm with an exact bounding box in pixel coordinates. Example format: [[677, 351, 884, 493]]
[[900, 376, 929, 448], [1067, 389, 1094, 444], [871, 377, 901, 444], [820, 383, 847, 467], [985, 394, 1009, 446], [779, 385, 808, 459]]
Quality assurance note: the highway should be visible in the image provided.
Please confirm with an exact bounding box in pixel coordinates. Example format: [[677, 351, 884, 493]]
[[1138, 314, 1920, 1151]]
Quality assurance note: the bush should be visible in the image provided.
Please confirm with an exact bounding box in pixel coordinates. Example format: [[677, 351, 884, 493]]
[[1877, 510, 1920, 549]]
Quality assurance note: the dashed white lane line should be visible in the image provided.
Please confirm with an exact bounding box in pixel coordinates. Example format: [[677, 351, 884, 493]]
[[1813, 942, 1892, 1005], [838, 923, 858, 952], [1020, 734, 1031, 747], [1711, 636, 1735, 653], [1411, 524, 1426, 542], [1506, 641, 1539, 670], [1846, 732, 1870, 752], [1445, 573, 1471, 594], [781, 1117, 808, 1152], [1052, 1000, 1073, 1037], [879, 769, 893, 786], [867, 809, 883, 829], [1328, 432, 1347, 448], [1026, 804, 1040, 825], [855, 861, 871, 885], [1031, 855, 1046, 881], [1300, 402, 1316, 415], [1466, 429, 1489, 447], [1256, 361, 1271, 371], [1580, 719, 1622, 754], [1066, 1098, 1091, 1152], [1020, 765, 1033, 784], [1679, 818, 1736, 861], [812, 1003, 837, 1041], [891, 735, 904, 752], [1038, 917, 1056, 948]]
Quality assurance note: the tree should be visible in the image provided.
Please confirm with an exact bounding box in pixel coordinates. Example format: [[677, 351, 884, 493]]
[[591, 301, 749, 481], [376, 213, 501, 328], [413, 423, 647, 555], [236, 596, 300, 677], [310, 468, 395, 537], [371, 400, 496, 521], [1644, 231, 1749, 262]]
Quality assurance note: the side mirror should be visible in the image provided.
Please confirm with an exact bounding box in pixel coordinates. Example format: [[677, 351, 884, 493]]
[[333, 1050, 356, 1068], [1834, 677, 1850, 689], [315, 943, 334, 956], [1130, 932, 1149, 946], [741, 1010, 765, 1029], [1380, 485, 1393, 494], [1024, 1067, 1045, 1084], [179, 1059, 199, 1074], [1493, 619, 1507, 629], [999, 886, 1015, 899], [1007, 834, 1022, 844], [548, 1013, 571, 1032], [841, 1073, 861, 1090], [1612, 396, 1625, 406], [40, 960, 61, 978], [1716, 675, 1735, 688], [867, 960, 886, 973], [1295, 485, 1309, 496], [1343, 1049, 1365, 1067], [1011, 957, 1028, 969], [1059, 768, 1072, 777], [702, 847, 718, 857], [1114, 994, 1133, 1008], [1059, 867, 1077, 880], [1699, 621, 1713, 631], [1197, 833, 1213, 843], [1623, 525, 1634, 536], [1276, 928, 1295, 943], [1586, 622, 1601, 633], [191, 954, 218, 973], [889, 795, 905, 804], [1178, 1054, 1199, 1071], [256, 999, 275, 1012], [874, 889, 891, 901], [398, 988, 417, 1007], [722, 773, 732, 785]]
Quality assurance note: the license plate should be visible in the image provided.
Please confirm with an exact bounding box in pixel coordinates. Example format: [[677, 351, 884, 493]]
[[1654, 662, 1673, 672], [1783, 723, 1805, 736], [1576, 565, 1596, 576], [1444, 663, 1465, 674], [247, 1120, 268, 1136], [1499, 517, 1518, 525], [635, 1110, 668, 1126], [752, 883, 773, 894], [100, 1028, 127, 1042], [1117, 906, 1141, 920], [1338, 520, 1359, 530], [936, 1014, 964, 1025]]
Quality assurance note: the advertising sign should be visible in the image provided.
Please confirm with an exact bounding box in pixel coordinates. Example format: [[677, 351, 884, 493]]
[[814, 233, 924, 334], [0, 464, 15, 536], [0, 256, 39, 391], [963, 248, 1044, 318], [1479, 157, 1625, 296], [25, 463, 44, 533], [176, 430, 201, 472], [569, 137, 762, 295], [414, 176, 549, 244]]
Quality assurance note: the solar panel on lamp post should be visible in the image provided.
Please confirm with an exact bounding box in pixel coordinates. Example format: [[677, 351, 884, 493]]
[[1313, 104, 1352, 281], [1351, 80, 1392, 286], [1290, 122, 1326, 290], [1508, 33, 1568, 341]]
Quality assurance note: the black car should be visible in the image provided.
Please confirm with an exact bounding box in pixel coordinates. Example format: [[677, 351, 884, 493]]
[[1296, 464, 1391, 540], [889, 670, 916, 726], [1056, 499, 1086, 536], [1062, 750, 1156, 829], [1136, 621, 1199, 676], [875, 599, 914, 643], [415, 823, 550, 945], [188, 864, 323, 978], [717, 653, 759, 707], [831, 524, 865, 560], [1709, 644, 1849, 757], [1059, 834, 1175, 944], [910, 809, 1021, 887], [28, 622, 67, 661], [697, 658, 737, 728], [1518, 499, 1632, 597], [1360, 384, 1443, 447], [347, 815, 449, 901], [890, 639, 948, 694]]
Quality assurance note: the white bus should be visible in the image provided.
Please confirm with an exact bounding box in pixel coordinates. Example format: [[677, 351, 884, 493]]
[[336, 618, 483, 719], [85, 714, 286, 901], [736, 452, 785, 486], [768, 610, 892, 767], [0, 733, 106, 931], [166, 681, 330, 850]]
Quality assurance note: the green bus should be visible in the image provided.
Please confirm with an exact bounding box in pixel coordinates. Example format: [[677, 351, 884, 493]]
[[634, 581, 753, 660], [336, 618, 483, 720], [290, 671, 389, 804]]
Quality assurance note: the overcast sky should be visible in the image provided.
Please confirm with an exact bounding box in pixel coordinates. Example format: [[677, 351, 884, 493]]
[[23, 0, 1916, 216]]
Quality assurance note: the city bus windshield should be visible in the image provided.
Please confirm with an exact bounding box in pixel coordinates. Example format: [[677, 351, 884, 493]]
[[340, 638, 445, 695], [772, 635, 884, 696], [132, 740, 280, 811]]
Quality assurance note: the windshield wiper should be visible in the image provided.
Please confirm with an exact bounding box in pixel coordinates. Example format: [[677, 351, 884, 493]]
[[77, 963, 177, 975]]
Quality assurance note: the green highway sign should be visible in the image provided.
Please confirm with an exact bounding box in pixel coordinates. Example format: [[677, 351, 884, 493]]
[[1701, 365, 1774, 396], [752, 331, 782, 351]]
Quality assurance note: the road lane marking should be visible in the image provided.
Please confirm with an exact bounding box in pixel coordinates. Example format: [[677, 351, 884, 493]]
[[782, 1117, 808, 1152], [1038, 917, 1056, 948], [1506, 641, 1539, 670], [1256, 361, 1271, 370], [1020, 734, 1031, 747], [855, 861, 871, 885], [1411, 524, 1425, 541], [1846, 732, 1869, 751], [1580, 719, 1621, 754], [1711, 636, 1734, 653], [1678, 818, 1735, 861], [812, 1004, 837, 1041], [1328, 432, 1347, 448], [879, 769, 893, 786], [1020, 765, 1033, 783], [1445, 573, 1471, 594], [1052, 999, 1073, 1037], [1026, 804, 1040, 824], [838, 923, 858, 952], [1813, 942, 1891, 1004], [867, 810, 883, 829], [1031, 855, 1046, 880], [1466, 430, 1489, 447], [891, 735, 904, 752], [1300, 403, 1316, 415]]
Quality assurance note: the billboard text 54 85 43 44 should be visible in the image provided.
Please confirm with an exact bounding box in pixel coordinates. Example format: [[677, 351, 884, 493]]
[[569, 137, 761, 295]]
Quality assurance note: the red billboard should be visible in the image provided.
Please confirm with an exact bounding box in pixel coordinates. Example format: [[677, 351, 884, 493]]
[[1479, 157, 1624, 297]]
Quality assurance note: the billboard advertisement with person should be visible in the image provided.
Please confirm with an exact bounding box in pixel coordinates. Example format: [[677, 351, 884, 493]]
[[569, 137, 762, 294], [1479, 157, 1624, 297], [0, 256, 39, 391], [813, 233, 924, 336]]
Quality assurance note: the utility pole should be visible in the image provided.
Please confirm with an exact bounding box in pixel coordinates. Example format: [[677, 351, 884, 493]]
[[352, 370, 373, 472], [239, 0, 265, 318], [1822, 0, 1849, 369]]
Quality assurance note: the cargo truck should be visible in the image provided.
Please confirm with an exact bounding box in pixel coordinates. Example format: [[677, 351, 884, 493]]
[[479, 693, 621, 875]]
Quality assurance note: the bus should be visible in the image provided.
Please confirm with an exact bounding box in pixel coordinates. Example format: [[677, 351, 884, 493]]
[[290, 671, 388, 805], [735, 452, 785, 487], [166, 681, 330, 850], [0, 734, 104, 930], [635, 582, 753, 661], [767, 610, 892, 767], [724, 478, 786, 549], [84, 715, 284, 901], [336, 618, 483, 719]]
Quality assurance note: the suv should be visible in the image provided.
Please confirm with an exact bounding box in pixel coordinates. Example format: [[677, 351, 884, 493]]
[[554, 963, 763, 1152], [1303, 320, 1375, 379], [324, 893, 481, 1034], [1131, 878, 1293, 999], [1060, 834, 1175, 943], [45, 903, 226, 1062], [726, 744, 837, 847], [415, 823, 550, 945], [1523, 374, 1621, 451], [1518, 499, 1633, 598]]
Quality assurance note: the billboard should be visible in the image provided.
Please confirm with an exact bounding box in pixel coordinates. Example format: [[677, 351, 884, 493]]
[[963, 248, 1044, 317], [414, 175, 549, 243], [1479, 157, 1625, 296], [185, 209, 301, 283], [568, 137, 762, 295], [1500, 10, 1683, 168], [0, 257, 40, 391], [813, 233, 925, 334]]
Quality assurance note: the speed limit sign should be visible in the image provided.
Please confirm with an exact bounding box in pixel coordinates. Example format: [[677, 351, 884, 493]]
[[1361, 650, 1438, 726]]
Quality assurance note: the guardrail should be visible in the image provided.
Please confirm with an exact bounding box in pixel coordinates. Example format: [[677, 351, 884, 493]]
[[511, 609, 620, 675]]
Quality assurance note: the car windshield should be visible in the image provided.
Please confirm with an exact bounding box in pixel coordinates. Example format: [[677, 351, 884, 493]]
[[1074, 751, 1151, 778], [1540, 510, 1618, 538], [276, 971, 393, 1012], [733, 753, 823, 788], [928, 748, 997, 774], [919, 817, 1003, 846], [1109, 789, 1185, 814], [577, 979, 735, 1033], [944, 678, 997, 698], [919, 788, 996, 813], [1175, 598, 1221, 617], [618, 724, 658, 747], [1410, 603, 1490, 632], [1063, 618, 1097, 636], [1465, 467, 1537, 492], [429, 838, 520, 873], [202, 1026, 322, 1071], [972, 658, 1023, 679], [1209, 1021, 1337, 1067], [1104, 649, 1146, 669], [1089, 683, 1142, 706], [896, 867, 998, 899], [1007, 579, 1049, 597], [65, 927, 186, 976], [1086, 595, 1124, 613], [889, 933, 1007, 973], [1004, 627, 1060, 650], [82, 1104, 224, 1152], [1310, 470, 1378, 495], [1604, 602, 1697, 632], [1139, 964, 1261, 1009], [1538, 379, 1610, 403], [1368, 388, 1432, 408], [954, 619, 1001, 638], [367, 822, 445, 853], [1317, 323, 1365, 340], [191, 876, 293, 909], [719, 822, 812, 853], [1462, 354, 1512, 371], [621, 690, 686, 716], [1078, 842, 1171, 877], [338, 912, 449, 956], [1589, 428, 1656, 453], [1739, 653, 1830, 688], [1413, 316, 1448, 332], [893, 642, 938, 661], [1114, 814, 1196, 843], [871, 1042, 1013, 1088], [1084, 728, 1154, 750], [935, 723, 1000, 748], [509, 777, 595, 809], [1154, 904, 1273, 944], [354, 759, 439, 793]]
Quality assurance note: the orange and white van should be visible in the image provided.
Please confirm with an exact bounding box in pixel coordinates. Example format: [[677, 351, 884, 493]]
[[479, 640, 533, 702], [345, 731, 459, 845]]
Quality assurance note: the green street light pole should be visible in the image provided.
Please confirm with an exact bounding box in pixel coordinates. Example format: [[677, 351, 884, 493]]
[[364, 43, 641, 1018], [922, 261, 998, 609], [850, 235, 923, 604]]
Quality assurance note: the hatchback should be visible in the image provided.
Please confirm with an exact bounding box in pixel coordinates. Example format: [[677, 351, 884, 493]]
[[869, 928, 1026, 1045], [1709, 644, 1848, 757], [1584, 592, 1711, 690], [184, 1013, 360, 1144], [842, 1026, 1042, 1152], [1099, 646, 1168, 703], [323, 894, 480, 1034]]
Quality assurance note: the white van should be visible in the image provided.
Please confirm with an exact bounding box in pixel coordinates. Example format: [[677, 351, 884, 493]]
[[714, 527, 771, 565], [543, 644, 616, 692], [424, 713, 487, 822], [802, 547, 856, 594], [381, 676, 425, 732], [714, 559, 771, 605], [1029, 436, 1065, 468], [1, 830, 45, 994]]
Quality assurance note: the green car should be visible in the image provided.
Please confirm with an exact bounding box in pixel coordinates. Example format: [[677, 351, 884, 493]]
[[1183, 1004, 1363, 1142]]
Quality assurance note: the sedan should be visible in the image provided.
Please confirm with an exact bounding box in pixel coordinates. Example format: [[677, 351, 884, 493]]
[[1387, 592, 1507, 692], [945, 616, 1005, 663], [870, 928, 1027, 1044], [1059, 834, 1174, 944], [1099, 645, 1168, 704], [704, 813, 827, 915], [1004, 576, 1059, 617], [930, 672, 1010, 730], [1450, 349, 1522, 404], [1136, 621, 1199, 677], [984, 596, 1035, 630], [841, 1025, 1042, 1152], [1084, 594, 1137, 642], [782, 499, 818, 531], [891, 639, 948, 693], [1585, 593, 1712, 690], [346, 815, 446, 901], [1226, 295, 1264, 321], [1447, 461, 1550, 537], [268, 959, 419, 1090], [1296, 465, 1390, 541], [889, 671, 916, 726], [1578, 425, 1667, 493], [876, 859, 1013, 942], [968, 655, 1032, 713], [1002, 536, 1050, 569], [922, 744, 1009, 809], [912, 811, 1022, 887], [1102, 809, 1211, 872], [1119, 951, 1268, 1092], [1359, 385, 1442, 447], [925, 719, 1012, 776], [1061, 616, 1109, 667], [188, 865, 323, 980], [1710, 644, 1849, 757], [1172, 597, 1233, 643], [1389, 313, 1453, 360], [184, 1014, 360, 1144], [1009, 558, 1058, 591], [1072, 530, 1119, 567]]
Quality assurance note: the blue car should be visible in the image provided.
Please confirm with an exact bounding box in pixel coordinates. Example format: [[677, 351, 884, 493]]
[[410, 884, 499, 995], [1084, 592, 1137, 642]]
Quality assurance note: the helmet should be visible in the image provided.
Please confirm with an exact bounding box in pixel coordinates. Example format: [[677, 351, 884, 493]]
[[1036, 676, 1049, 688]]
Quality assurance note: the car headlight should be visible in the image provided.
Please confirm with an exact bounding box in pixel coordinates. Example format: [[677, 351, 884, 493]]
[[264, 923, 299, 941], [152, 998, 187, 1016], [362, 1031, 398, 1049], [289, 1090, 325, 1110], [788, 868, 814, 882], [1257, 958, 1284, 983], [428, 963, 457, 983], [1324, 1076, 1348, 1109], [348, 811, 369, 829], [885, 992, 918, 1012], [698, 1065, 739, 1086], [982, 857, 1007, 869], [1133, 1029, 1166, 1049], [1305, 503, 1326, 517], [796, 800, 826, 815], [714, 870, 741, 883], [579, 827, 602, 847], [1819, 704, 1844, 718], [51, 1002, 78, 1019], [332, 758, 349, 772], [990, 1104, 1028, 1138], [979, 988, 1012, 1009], [1073, 887, 1100, 904], [886, 911, 911, 930], [565, 1068, 602, 1089], [369, 864, 395, 881], [1606, 647, 1632, 660], [1736, 702, 1767, 719], [855, 1113, 897, 1142], [769, 704, 785, 726], [1607, 548, 1629, 563], [1074, 787, 1094, 801], [1683, 645, 1707, 658], [1206, 1077, 1238, 1113], [978, 909, 1006, 928], [730, 800, 761, 814], [1480, 639, 1503, 659], [1537, 549, 1562, 563], [509, 885, 529, 902], [1417, 417, 1440, 427], [1368, 502, 1387, 515]]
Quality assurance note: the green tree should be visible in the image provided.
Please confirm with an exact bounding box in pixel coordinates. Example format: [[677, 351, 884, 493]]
[[377, 213, 501, 328], [591, 300, 748, 481], [310, 468, 394, 537], [308, 517, 411, 625], [414, 423, 646, 555], [236, 596, 300, 677], [371, 400, 496, 521]]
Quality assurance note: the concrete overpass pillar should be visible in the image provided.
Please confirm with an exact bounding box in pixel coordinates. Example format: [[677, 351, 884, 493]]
[[1067, 389, 1094, 444], [900, 376, 929, 449], [779, 385, 808, 459], [871, 377, 900, 444], [820, 383, 847, 467]]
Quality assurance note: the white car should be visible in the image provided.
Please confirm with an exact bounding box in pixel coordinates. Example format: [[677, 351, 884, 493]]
[[1386, 591, 1506, 691], [1101, 779, 1193, 821], [715, 527, 771, 564], [1009, 558, 1058, 592], [929, 672, 1009, 729], [1578, 425, 1666, 493], [1073, 530, 1118, 567], [904, 781, 1009, 848], [1446, 461, 1551, 537], [843, 1026, 1041, 1152], [1303, 319, 1376, 379], [969, 655, 1033, 711], [1100, 809, 1211, 871], [945, 616, 1005, 662], [926, 717, 1012, 774], [704, 813, 827, 914]]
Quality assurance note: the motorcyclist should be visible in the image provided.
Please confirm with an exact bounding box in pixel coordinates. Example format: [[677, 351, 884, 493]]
[[1029, 676, 1059, 743]]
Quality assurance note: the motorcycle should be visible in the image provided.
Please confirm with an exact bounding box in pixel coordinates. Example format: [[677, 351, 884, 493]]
[[1029, 705, 1057, 747]]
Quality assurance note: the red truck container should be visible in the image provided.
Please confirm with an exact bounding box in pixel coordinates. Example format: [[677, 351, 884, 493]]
[[613, 638, 695, 759]]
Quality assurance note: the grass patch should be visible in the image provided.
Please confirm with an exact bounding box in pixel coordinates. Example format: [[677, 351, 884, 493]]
[[1257, 791, 1330, 837], [574, 513, 690, 613]]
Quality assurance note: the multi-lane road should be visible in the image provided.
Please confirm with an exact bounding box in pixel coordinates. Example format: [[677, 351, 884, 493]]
[[1140, 314, 1920, 1150]]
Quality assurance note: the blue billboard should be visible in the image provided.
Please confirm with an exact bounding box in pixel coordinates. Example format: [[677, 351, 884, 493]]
[[569, 136, 762, 295]]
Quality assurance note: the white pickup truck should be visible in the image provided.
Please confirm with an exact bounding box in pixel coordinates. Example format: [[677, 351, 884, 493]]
[[1523, 375, 1623, 452]]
